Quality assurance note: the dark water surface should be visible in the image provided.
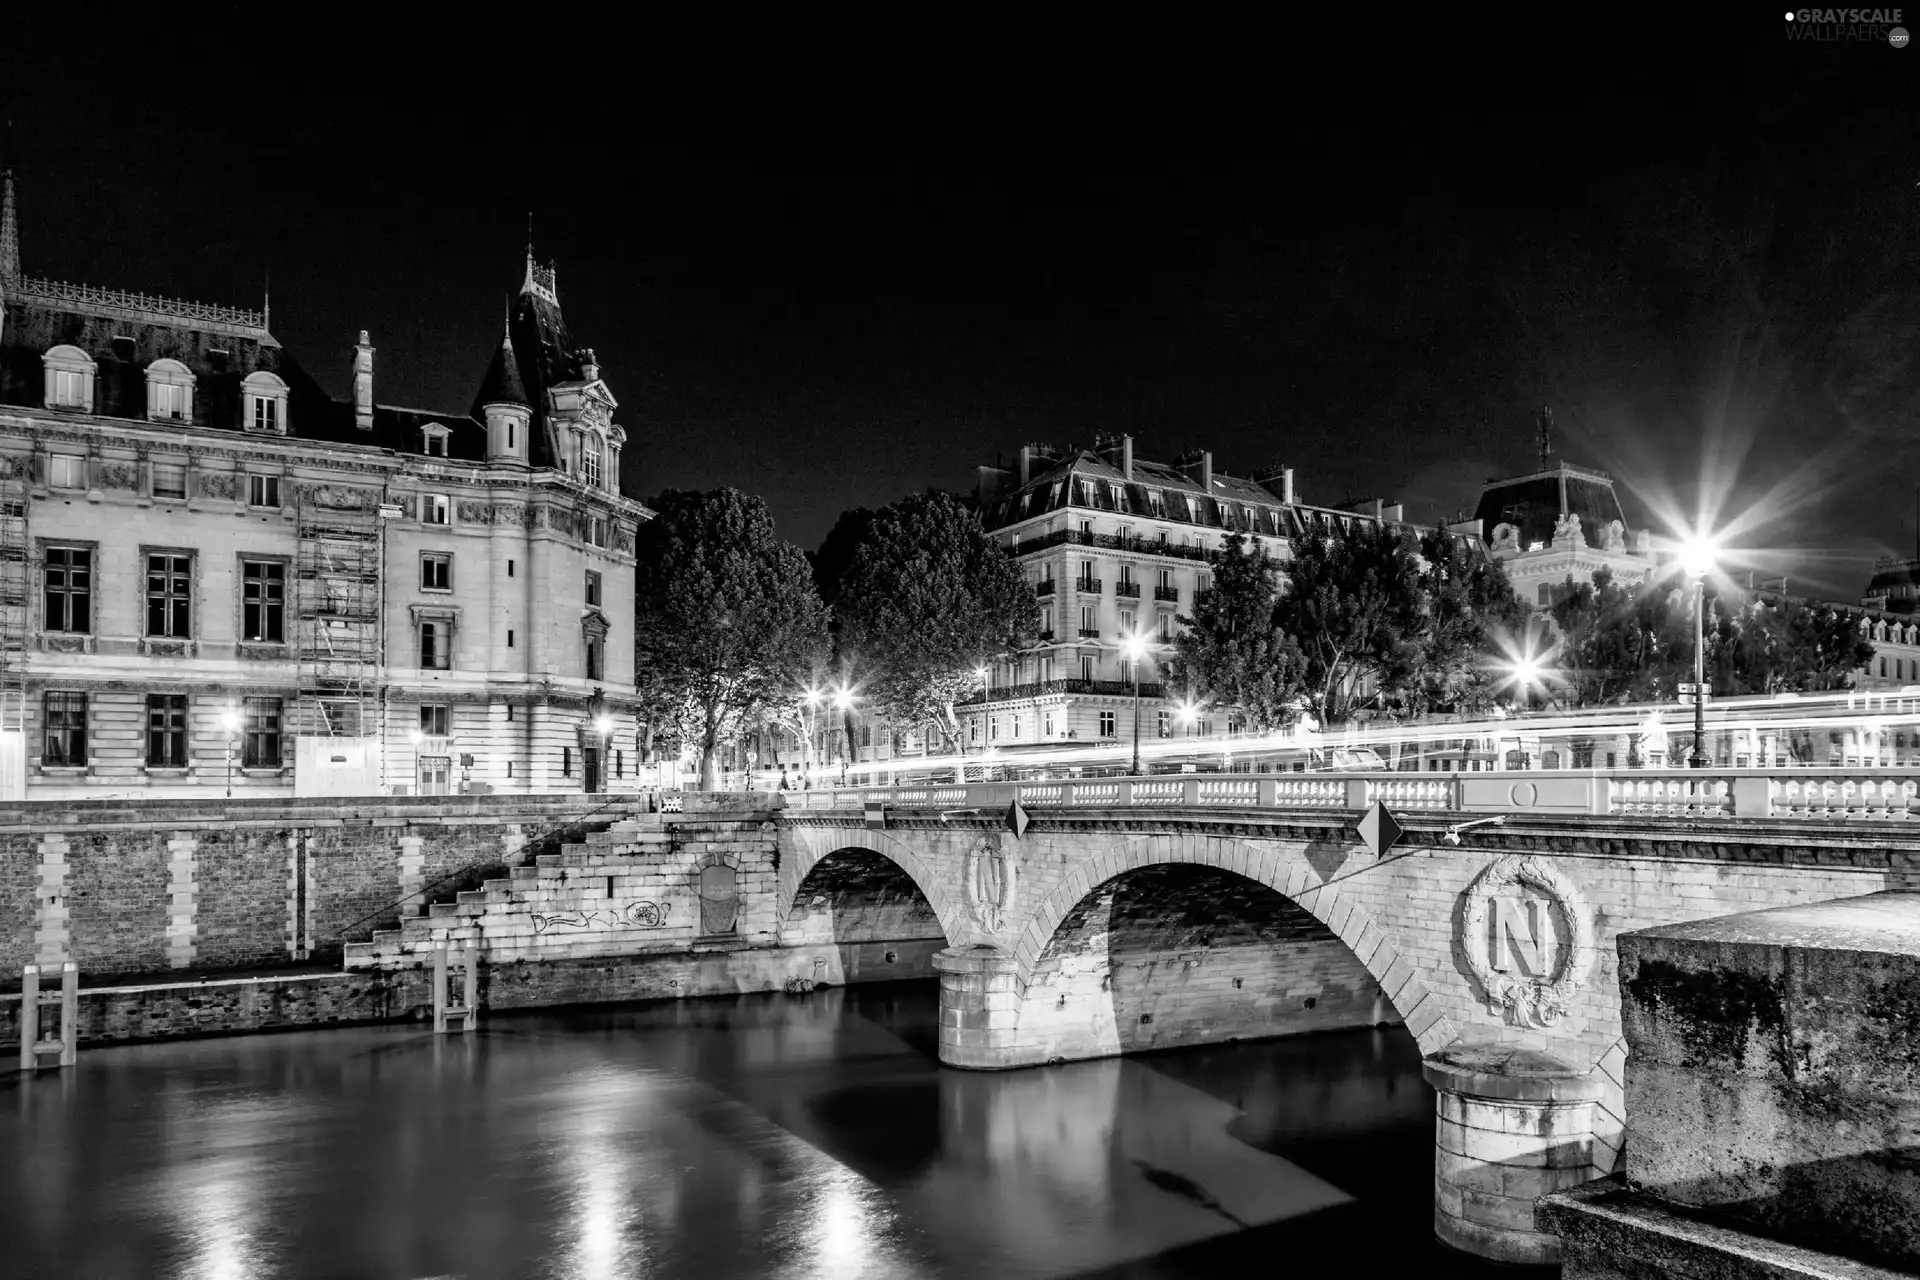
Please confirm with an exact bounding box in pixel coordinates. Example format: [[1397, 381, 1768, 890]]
[[0, 982, 1514, 1279]]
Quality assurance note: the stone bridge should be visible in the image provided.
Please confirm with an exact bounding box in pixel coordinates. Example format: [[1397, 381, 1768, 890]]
[[775, 776, 1920, 1264]]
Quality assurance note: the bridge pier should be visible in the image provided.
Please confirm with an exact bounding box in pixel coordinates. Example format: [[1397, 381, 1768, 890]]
[[1424, 1044, 1603, 1266], [932, 944, 1022, 1069]]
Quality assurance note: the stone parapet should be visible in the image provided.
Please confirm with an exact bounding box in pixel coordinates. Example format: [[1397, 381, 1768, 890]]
[[1611, 890, 1920, 1272]]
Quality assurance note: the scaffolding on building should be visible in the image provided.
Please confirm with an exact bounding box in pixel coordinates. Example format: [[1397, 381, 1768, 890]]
[[294, 503, 383, 738], [0, 478, 27, 790]]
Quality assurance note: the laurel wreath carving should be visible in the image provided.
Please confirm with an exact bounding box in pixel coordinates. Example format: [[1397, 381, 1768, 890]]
[[1460, 854, 1595, 1029]]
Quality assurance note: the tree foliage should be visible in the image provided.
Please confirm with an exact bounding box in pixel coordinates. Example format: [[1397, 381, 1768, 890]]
[[1163, 534, 1304, 732], [1172, 524, 1530, 727], [826, 490, 1038, 752], [633, 488, 829, 789], [1546, 569, 1874, 705]]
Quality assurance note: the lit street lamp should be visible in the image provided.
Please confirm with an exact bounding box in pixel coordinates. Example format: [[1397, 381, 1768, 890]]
[[219, 703, 242, 799], [1122, 634, 1148, 776], [1679, 536, 1718, 769], [833, 686, 856, 786]]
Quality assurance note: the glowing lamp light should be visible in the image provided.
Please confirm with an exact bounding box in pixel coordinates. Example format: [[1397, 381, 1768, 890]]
[[593, 715, 615, 736], [219, 706, 242, 733], [832, 688, 855, 711], [803, 687, 823, 708], [1678, 536, 1718, 581], [1174, 699, 1201, 724], [1121, 634, 1148, 662], [408, 728, 424, 746], [1510, 657, 1543, 688]]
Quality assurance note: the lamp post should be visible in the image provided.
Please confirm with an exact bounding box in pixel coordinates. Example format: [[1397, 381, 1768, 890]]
[[1679, 538, 1717, 769], [833, 686, 855, 786], [1122, 634, 1147, 776], [220, 704, 241, 799]]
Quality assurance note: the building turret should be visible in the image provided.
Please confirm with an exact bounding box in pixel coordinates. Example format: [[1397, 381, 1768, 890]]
[[0, 163, 18, 286], [476, 315, 531, 464]]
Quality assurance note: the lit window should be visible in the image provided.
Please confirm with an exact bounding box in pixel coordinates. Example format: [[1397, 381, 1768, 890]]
[[43, 345, 95, 412], [146, 358, 194, 421], [582, 437, 602, 488], [422, 495, 450, 525], [48, 455, 85, 491], [43, 547, 91, 633], [419, 619, 451, 670], [247, 474, 280, 508], [1099, 710, 1115, 737], [243, 697, 282, 768], [43, 692, 86, 766], [242, 370, 289, 434], [421, 553, 452, 592], [152, 462, 186, 500], [241, 560, 285, 642], [145, 554, 191, 638]]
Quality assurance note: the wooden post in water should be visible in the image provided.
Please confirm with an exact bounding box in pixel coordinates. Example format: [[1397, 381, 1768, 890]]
[[18, 962, 79, 1071]]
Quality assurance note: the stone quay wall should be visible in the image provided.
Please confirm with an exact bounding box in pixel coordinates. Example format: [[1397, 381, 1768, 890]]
[[0, 793, 652, 984]]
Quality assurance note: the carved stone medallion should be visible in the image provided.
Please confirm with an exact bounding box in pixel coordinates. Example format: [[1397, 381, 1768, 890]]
[[1459, 854, 1595, 1029], [965, 833, 1018, 934]]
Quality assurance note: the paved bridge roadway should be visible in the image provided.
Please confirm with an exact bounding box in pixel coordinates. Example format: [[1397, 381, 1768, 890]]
[[774, 769, 1920, 1264]]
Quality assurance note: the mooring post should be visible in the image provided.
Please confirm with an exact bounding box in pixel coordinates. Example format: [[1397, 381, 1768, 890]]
[[432, 943, 449, 1034], [461, 946, 478, 1034], [58, 962, 77, 1067], [18, 964, 38, 1073]]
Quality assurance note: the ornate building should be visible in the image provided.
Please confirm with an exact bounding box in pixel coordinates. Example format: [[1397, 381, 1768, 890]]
[[0, 166, 649, 799]]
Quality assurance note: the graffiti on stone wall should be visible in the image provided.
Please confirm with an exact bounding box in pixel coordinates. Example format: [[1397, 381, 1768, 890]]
[[531, 900, 671, 933]]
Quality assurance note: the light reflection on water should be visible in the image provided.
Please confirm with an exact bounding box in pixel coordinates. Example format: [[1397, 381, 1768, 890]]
[[0, 981, 1505, 1280]]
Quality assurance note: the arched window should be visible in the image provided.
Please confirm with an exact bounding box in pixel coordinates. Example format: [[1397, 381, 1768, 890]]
[[581, 433, 602, 488], [146, 358, 195, 422], [241, 370, 289, 434], [43, 345, 96, 413]]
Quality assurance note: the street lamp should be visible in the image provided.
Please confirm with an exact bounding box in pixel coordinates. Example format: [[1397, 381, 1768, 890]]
[[1679, 535, 1718, 768], [833, 686, 855, 785], [219, 704, 242, 798], [1122, 633, 1148, 776]]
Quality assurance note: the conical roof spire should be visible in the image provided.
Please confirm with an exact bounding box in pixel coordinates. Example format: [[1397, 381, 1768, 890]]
[[475, 310, 530, 409], [0, 163, 19, 285]]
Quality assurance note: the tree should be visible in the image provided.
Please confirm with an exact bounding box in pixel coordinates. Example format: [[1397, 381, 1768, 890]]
[[1395, 531, 1533, 718], [1165, 533, 1306, 732], [827, 491, 1038, 754], [1273, 521, 1430, 723], [633, 488, 829, 790]]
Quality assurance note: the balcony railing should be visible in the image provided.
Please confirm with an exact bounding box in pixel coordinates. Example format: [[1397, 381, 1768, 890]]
[[1013, 527, 1224, 564], [1035, 629, 1055, 642], [1115, 581, 1141, 598], [1075, 578, 1102, 594], [1034, 579, 1057, 596], [1154, 586, 1180, 602], [961, 678, 1167, 706], [1077, 627, 1101, 639]]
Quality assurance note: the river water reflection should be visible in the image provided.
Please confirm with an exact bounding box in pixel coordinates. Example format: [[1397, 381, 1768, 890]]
[[0, 981, 1511, 1279]]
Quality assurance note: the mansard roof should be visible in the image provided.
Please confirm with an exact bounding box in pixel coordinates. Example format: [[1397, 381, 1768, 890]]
[[1472, 461, 1632, 550]]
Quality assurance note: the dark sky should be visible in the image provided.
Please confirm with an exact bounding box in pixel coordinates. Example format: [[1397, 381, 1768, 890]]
[[4, 15, 1917, 600]]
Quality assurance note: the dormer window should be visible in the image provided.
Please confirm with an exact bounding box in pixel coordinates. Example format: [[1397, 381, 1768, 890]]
[[241, 370, 289, 435], [423, 425, 449, 458], [145, 358, 195, 422], [581, 435, 602, 489], [43, 346, 96, 413]]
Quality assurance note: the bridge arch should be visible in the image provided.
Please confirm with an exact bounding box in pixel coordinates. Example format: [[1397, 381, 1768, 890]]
[[1009, 832, 1458, 1057], [779, 826, 967, 967]]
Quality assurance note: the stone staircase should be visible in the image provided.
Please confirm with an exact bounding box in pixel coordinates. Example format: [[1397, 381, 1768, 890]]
[[342, 806, 777, 970]]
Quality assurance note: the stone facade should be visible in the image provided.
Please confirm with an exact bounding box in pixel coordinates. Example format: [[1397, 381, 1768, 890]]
[[0, 166, 648, 801]]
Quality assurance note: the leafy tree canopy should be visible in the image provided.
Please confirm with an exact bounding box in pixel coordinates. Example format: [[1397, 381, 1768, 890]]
[[827, 490, 1038, 752], [634, 488, 828, 788]]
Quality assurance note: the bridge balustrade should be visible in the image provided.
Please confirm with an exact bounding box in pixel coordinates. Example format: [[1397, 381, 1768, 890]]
[[782, 767, 1920, 820]]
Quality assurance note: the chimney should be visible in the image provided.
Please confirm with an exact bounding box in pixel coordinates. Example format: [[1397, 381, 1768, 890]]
[[352, 330, 374, 431], [1200, 450, 1212, 492], [1122, 434, 1133, 481], [1019, 445, 1033, 486], [1282, 467, 1295, 506]]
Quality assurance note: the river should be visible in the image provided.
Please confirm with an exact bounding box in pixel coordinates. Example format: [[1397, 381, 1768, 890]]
[[0, 981, 1514, 1279]]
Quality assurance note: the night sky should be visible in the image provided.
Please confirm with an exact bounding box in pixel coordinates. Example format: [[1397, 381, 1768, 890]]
[[4, 16, 1916, 601]]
